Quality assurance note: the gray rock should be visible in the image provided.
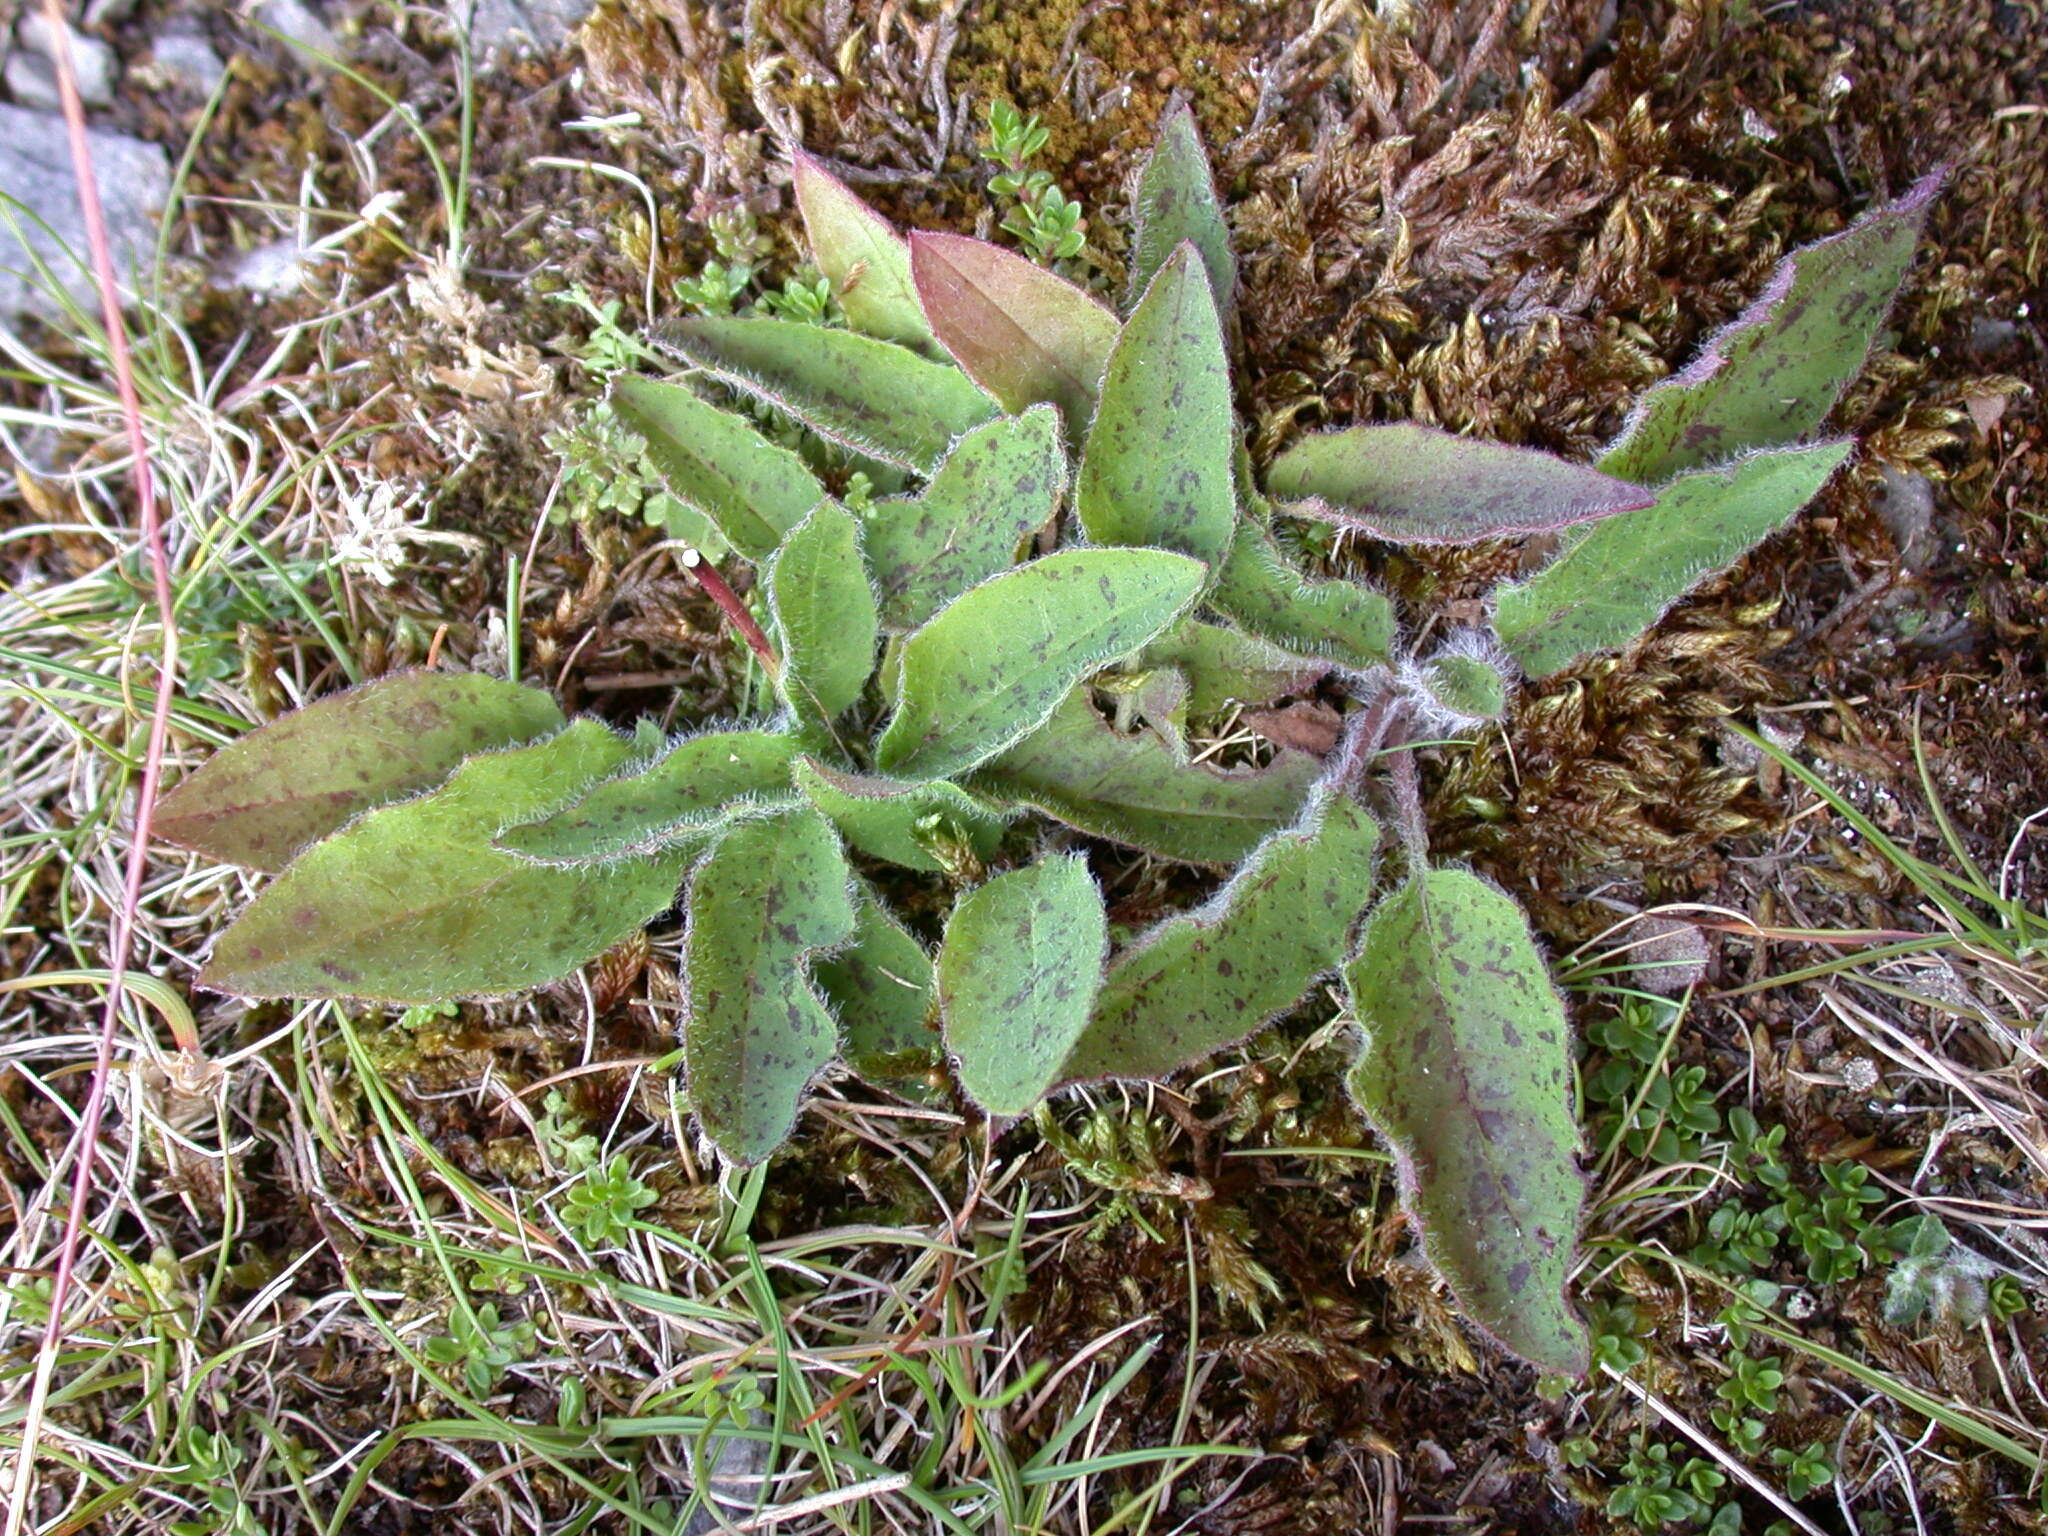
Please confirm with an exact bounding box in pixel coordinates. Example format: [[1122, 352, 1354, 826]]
[[10, 13, 118, 107], [147, 31, 227, 96], [222, 237, 312, 295], [1871, 467, 1938, 571], [679, 1415, 774, 1536], [463, 0, 594, 56], [1966, 315, 2018, 361], [255, 0, 343, 66], [0, 103, 170, 321]]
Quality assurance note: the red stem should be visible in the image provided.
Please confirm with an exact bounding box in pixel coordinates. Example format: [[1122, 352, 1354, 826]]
[[684, 554, 779, 676]]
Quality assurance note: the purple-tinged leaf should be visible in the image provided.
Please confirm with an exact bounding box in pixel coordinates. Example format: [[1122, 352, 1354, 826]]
[[910, 231, 1119, 438], [201, 721, 686, 1003], [155, 670, 565, 873], [1492, 440, 1853, 677], [1344, 867, 1588, 1376], [791, 151, 932, 348], [1060, 788, 1378, 1083], [1602, 171, 1942, 485], [1267, 423, 1653, 544]]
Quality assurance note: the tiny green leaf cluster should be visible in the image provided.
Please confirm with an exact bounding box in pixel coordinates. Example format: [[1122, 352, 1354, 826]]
[[160, 110, 1934, 1379]]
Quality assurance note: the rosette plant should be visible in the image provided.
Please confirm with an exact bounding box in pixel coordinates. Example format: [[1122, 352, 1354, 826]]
[[159, 106, 1934, 1374]]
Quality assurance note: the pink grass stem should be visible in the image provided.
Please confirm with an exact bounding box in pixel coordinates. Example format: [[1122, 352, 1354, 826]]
[[6, 5, 183, 1529]]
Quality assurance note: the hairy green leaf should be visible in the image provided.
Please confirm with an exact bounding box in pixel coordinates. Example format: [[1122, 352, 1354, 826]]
[[682, 806, 857, 1165], [1416, 640, 1511, 724], [156, 671, 565, 873], [203, 721, 685, 1002], [1602, 172, 1940, 485], [1128, 102, 1236, 326], [656, 316, 995, 474], [611, 375, 825, 562], [767, 500, 879, 729], [940, 855, 1107, 1115], [1492, 441, 1853, 677], [1062, 789, 1378, 1081], [1213, 520, 1395, 672], [865, 407, 1065, 633], [874, 548, 1205, 781], [792, 756, 1009, 873], [791, 151, 931, 349], [910, 232, 1119, 438], [1125, 664, 1190, 759], [1076, 244, 1235, 566], [497, 729, 799, 864], [1139, 621, 1330, 714], [816, 896, 937, 1081], [1267, 423, 1651, 544], [1343, 868, 1588, 1376], [971, 690, 1322, 866]]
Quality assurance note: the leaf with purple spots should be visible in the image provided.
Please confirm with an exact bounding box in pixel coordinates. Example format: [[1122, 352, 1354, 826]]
[[202, 720, 686, 1003], [1343, 867, 1588, 1376], [154, 670, 565, 873], [970, 688, 1322, 867], [1491, 440, 1853, 678], [819, 895, 938, 1084], [1060, 787, 1379, 1082], [1128, 102, 1236, 327], [864, 406, 1066, 634], [940, 854, 1106, 1115], [497, 729, 800, 865], [1076, 244, 1236, 567], [1212, 518, 1395, 673], [682, 805, 857, 1165], [874, 548, 1204, 782], [1600, 171, 1941, 485]]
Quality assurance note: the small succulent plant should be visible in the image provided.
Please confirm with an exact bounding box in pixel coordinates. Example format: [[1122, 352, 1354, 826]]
[[157, 107, 1935, 1376]]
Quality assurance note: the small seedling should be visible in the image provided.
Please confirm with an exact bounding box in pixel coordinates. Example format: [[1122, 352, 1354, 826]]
[[164, 1426, 263, 1536], [1770, 1439, 1835, 1500], [560, 1152, 659, 1247], [161, 107, 1937, 1378], [422, 1301, 537, 1399], [1607, 1439, 1730, 1530], [980, 100, 1088, 263]]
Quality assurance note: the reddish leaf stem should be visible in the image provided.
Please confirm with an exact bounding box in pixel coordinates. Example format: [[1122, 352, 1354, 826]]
[[683, 553, 780, 676]]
